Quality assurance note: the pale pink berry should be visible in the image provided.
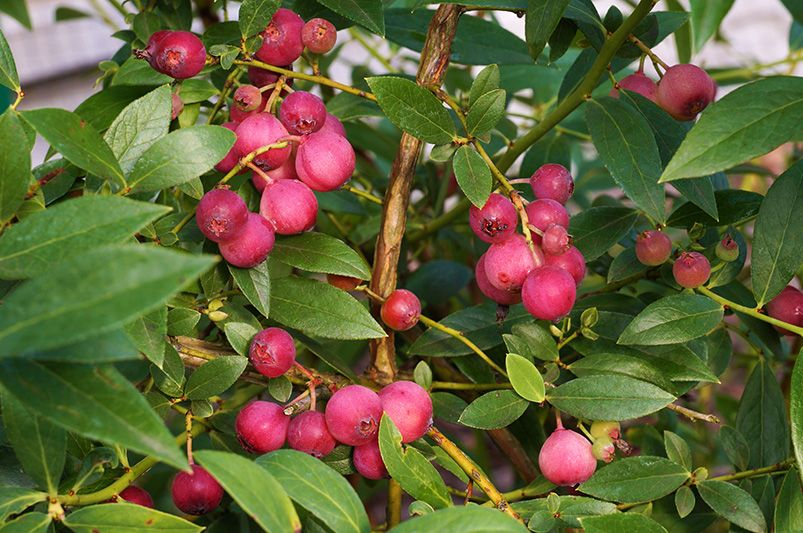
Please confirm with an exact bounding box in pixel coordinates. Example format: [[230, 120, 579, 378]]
[[255, 8, 305, 66], [635, 230, 672, 266], [656, 64, 716, 121], [234, 113, 292, 171], [544, 246, 586, 286], [219, 213, 276, 268], [260, 179, 318, 235], [287, 411, 337, 458], [525, 199, 570, 245], [610, 71, 657, 101], [353, 440, 387, 480], [249, 327, 296, 378], [295, 131, 355, 191], [279, 91, 327, 135], [672, 251, 711, 288], [378, 381, 433, 443], [324, 385, 382, 446], [475, 254, 522, 306], [302, 18, 337, 54], [538, 428, 597, 486], [542, 224, 572, 256], [196, 189, 248, 243]]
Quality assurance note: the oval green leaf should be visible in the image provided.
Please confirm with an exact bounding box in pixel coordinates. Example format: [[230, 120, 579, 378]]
[[569, 206, 639, 261], [547, 375, 676, 421], [579, 512, 668, 532], [229, 262, 271, 319], [697, 480, 767, 533], [272, 232, 371, 279], [184, 355, 247, 400], [617, 294, 723, 346], [0, 110, 30, 224], [579, 456, 690, 503], [458, 390, 528, 429], [63, 503, 202, 533], [453, 145, 493, 208], [505, 353, 545, 403], [389, 505, 528, 532]]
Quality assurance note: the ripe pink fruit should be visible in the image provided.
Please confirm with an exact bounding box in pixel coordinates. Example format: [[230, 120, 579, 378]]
[[610, 71, 657, 101], [279, 91, 327, 135], [171, 93, 184, 120], [353, 440, 387, 480], [118, 486, 154, 507], [171, 465, 224, 515], [295, 131, 356, 191], [378, 381, 433, 443], [233, 84, 263, 113], [249, 327, 296, 378], [287, 411, 337, 458], [635, 230, 672, 266], [219, 213, 276, 268], [235, 400, 290, 454], [529, 164, 574, 205], [324, 385, 382, 446], [214, 122, 241, 173], [484, 233, 541, 292], [381, 289, 421, 332], [544, 245, 586, 286], [248, 65, 294, 88], [475, 255, 522, 306], [525, 199, 570, 245], [318, 113, 347, 138], [522, 266, 576, 321], [254, 147, 300, 192], [234, 113, 292, 171], [196, 189, 249, 243], [538, 428, 597, 486], [766, 286, 803, 335], [656, 64, 716, 121], [672, 251, 711, 288], [260, 179, 318, 234], [256, 8, 305, 66], [144, 31, 206, 79], [542, 224, 572, 256], [468, 193, 518, 243], [303, 18, 337, 54]]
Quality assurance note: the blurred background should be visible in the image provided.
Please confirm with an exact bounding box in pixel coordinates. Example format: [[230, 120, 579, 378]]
[[1, 0, 800, 163]]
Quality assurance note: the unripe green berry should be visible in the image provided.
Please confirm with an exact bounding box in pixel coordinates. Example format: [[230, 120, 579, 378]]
[[592, 436, 615, 463], [715, 234, 739, 262], [590, 420, 620, 440]]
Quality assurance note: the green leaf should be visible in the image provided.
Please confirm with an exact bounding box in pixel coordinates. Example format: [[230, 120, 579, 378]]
[[22, 109, 125, 186], [124, 307, 167, 367], [104, 85, 172, 175], [62, 503, 202, 533], [774, 471, 803, 531], [661, 77, 803, 182], [272, 232, 371, 279], [503, 323, 559, 362], [0, 511, 51, 532], [690, 0, 735, 52], [736, 360, 790, 470], [257, 450, 371, 533], [167, 308, 201, 337], [585, 97, 666, 223], [469, 64, 500, 106], [0, 110, 30, 224], [239, 0, 280, 38], [579, 456, 690, 503], [184, 356, 247, 400], [0, 245, 214, 356], [750, 159, 803, 306], [617, 294, 723, 346], [317, 0, 384, 35], [458, 390, 528, 429], [664, 430, 692, 471], [452, 145, 493, 208], [466, 89, 506, 136], [27, 329, 139, 364], [580, 513, 668, 533], [505, 354, 545, 402], [525, 0, 571, 59], [607, 248, 649, 284], [366, 76, 456, 144], [667, 189, 762, 229], [128, 125, 236, 192], [0, 27, 19, 91], [378, 415, 451, 509], [547, 375, 676, 421], [389, 506, 528, 532], [74, 86, 152, 132], [675, 485, 696, 519], [697, 480, 767, 533], [568, 353, 676, 393], [223, 322, 258, 356], [0, 0, 31, 29], [569, 206, 639, 261], [270, 276, 385, 340], [720, 425, 750, 471], [0, 360, 186, 469], [0, 195, 170, 280], [195, 450, 301, 532], [229, 262, 270, 319], [0, 488, 45, 522], [793, 354, 803, 483]]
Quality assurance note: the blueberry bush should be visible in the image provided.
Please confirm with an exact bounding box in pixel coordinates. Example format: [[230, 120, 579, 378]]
[[0, 0, 802, 531]]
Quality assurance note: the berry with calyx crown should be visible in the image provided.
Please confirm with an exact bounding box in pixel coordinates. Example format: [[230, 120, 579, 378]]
[[542, 223, 572, 256], [234, 113, 292, 171], [256, 8, 305, 66], [716, 234, 739, 262], [469, 193, 517, 244], [142, 30, 206, 79], [529, 164, 574, 204], [249, 327, 296, 378], [303, 18, 337, 55], [590, 421, 620, 440], [635, 230, 672, 266], [324, 385, 382, 446], [196, 189, 248, 243], [475, 254, 522, 306], [381, 289, 421, 332], [279, 91, 327, 135], [656, 64, 716, 121], [672, 251, 711, 288], [525, 199, 570, 245]]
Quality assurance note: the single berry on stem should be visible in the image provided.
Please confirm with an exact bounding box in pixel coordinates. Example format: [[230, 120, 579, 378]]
[[484, 233, 542, 292], [235, 400, 290, 454], [544, 245, 586, 286], [117, 486, 154, 508], [635, 230, 672, 266], [468, 193, 518, 243], [381, 289, 421, 331], [522, 266, 576, 321], [171, 465, 224, 515], [475, 254, 522, 306], [255, 8, 305, 66], [196, 189, 249, 243], [303, 18, 337, 54], [233, 84, 263, 113], [219, 213, 276, 268], [672, 251, 711, 288], [279, 91, 327, 135], [378, 381, 433, 443], [542, 224, 572, 256], [538, 424, 597, 486], [656, 64, 716, 121], [610, 71, 657, 101], [142, 30, 206, 79], [529, 164, 574, 205], [353, 440, 388, 480], [249, 327, 296, 378], [766, 285, 803, 335], [259, 178, 318, 235], [295, 131, 356, 191], [287, 410, 337, 458], [324, 385, 383, 446]]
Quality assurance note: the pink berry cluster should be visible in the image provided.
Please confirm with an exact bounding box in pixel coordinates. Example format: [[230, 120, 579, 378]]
[[538, 420, 621, 486], [471, 164, 585, 322], [611, 64, 716, 121], [634, 230, 714, 289]]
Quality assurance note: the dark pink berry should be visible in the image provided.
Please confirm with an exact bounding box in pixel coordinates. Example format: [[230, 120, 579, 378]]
[[538, 428, 596, 486], [542, 224, 572, 256], [544, 245, 586, 286], [249, 327, 296, 378], [171, 465, 224, 515], [715, 234, 739, 262], [324, 385, 382, 446], [196, 189, 249, 243], [672, 251, 711, 288], [468, 193, 517, 244], [522, 266, 576, 321], [529, 164, 574, 205], [318, 113, 347, 138], [235, 400, 290, 454], [381, 289, 421, 332], [144, 31, 206, 80], [171, 93, 184, 120], [233, 84, 263, 113], [254, 149, 299, 192], [215, 122, 241, 173], [234, 113, 292, 171], [256, 8, 305, 66], [635, 230, 672, 266], [766, 286, 803, 335], [302, 18, 337, 54], [295, 131, 356, 191], [230, 94, 268, 123], [287, 411, 337, 458], [279, 91, 327, 135], [248, 65, 294, 88], [475, 254, 522, 306], [118, 486, 154, 508], [259, 178, 318, 235], [610, 71, 657, 101], [483, 233, 541, 292], [379, 381, 432, 443], [656, 64, 716, 121], [525, 199, 570, 245], [353, 440, 387, 480], [219, 213, 276, 268]]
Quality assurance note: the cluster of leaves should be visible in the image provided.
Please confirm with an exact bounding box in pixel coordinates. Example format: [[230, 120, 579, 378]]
[[0, 0, 801, 532]]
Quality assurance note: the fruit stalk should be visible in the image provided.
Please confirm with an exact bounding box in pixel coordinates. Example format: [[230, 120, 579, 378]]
[[697, 286, 803, 337]]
